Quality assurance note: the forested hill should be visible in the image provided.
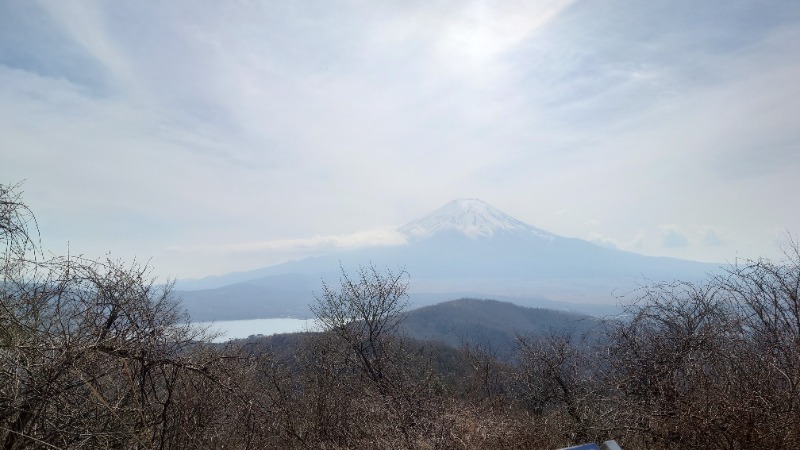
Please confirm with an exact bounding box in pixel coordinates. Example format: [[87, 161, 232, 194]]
[[401, 298, 603, 357]]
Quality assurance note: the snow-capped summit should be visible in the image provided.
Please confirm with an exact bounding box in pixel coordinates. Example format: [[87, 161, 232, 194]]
[[399, 198, 556, 240]]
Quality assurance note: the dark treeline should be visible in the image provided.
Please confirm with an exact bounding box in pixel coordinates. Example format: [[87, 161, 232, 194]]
[[2, 183, 799, 449]]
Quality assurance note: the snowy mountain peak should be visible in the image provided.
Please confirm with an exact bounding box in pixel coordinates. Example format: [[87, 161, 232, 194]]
[[399, 198, 556, 240]]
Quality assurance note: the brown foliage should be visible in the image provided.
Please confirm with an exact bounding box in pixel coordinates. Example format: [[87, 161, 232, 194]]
[[4, 183, 800, 449]]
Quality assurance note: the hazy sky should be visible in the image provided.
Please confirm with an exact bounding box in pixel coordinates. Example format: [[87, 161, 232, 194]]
[[2, 0, 799, 279]]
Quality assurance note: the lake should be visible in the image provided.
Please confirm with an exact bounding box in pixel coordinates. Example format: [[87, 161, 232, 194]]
[[193, 318, 320, 342]]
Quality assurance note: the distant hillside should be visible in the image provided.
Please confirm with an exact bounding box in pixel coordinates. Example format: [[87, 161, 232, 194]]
[[222, 298, 605, 360], [400, 298, 604, 359], [179, 274, 316, 321]]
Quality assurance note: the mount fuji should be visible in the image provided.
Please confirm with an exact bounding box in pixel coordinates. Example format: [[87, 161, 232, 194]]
[[177, 199, 720, 321], [399, 198, 556, 240]]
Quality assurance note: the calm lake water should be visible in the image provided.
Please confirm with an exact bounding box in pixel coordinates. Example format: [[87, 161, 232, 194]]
[[194, 318, 320, 343]]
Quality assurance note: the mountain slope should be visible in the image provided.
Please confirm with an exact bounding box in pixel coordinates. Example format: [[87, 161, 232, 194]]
[[177, 199, 721, 321]]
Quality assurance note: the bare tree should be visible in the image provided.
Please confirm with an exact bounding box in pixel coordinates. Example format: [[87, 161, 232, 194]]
[[515, 331, 607, 445], [306, 264, 463, 448], [714, 238, 800, 446], [0, 183, 38, 257], [603, 245, 800, 449], [0, 183, 261, 449], [311, 263, 409, 385], [458, 341, 514, 408]]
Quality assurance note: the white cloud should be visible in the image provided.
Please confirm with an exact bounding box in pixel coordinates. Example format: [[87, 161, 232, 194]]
[[585, 230, 647, 252], [586, 232, 619, 250], [168, 227, 408, 255], [659, 225, 690, 248], [700, 226, 733, 246]]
